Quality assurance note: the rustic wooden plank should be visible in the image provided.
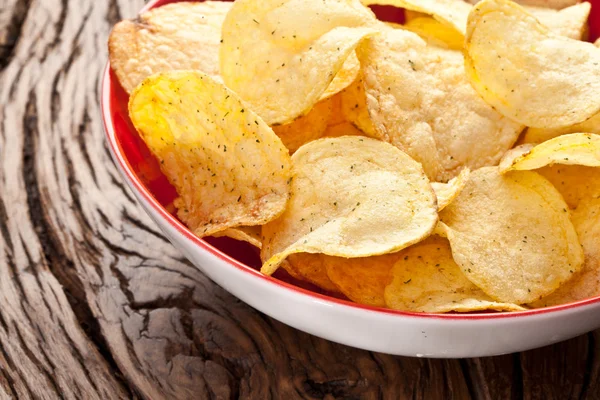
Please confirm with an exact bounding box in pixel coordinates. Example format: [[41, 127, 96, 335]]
[[1, 0, 600, 399]]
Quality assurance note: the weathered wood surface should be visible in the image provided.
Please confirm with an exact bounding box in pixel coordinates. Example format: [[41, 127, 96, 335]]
[[0, 0, 599, 399]]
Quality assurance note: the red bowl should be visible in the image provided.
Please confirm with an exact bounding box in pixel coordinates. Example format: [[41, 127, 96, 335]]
[[102, 0, 600, 327]]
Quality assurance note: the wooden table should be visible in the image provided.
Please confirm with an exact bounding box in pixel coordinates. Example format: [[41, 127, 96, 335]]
[[1, 1, 598, 398]]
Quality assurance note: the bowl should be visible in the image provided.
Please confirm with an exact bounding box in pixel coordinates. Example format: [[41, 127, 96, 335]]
[[102, 0, 600, 358]]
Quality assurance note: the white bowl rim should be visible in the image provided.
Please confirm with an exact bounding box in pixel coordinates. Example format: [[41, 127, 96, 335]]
[[101, 1, 600, 321]]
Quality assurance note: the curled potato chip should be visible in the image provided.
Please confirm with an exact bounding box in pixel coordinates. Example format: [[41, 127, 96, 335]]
[[324, 253, 400, 306], [439, 167, 584, 304], [129, 71, 291, 237], [431, 168, 470, 211], [358, 30, 522, 181], [109, 1, 230, 93], [362, 0, 472, 35], [220, 0, 378, 125], [522, 113, 600, 145], [526, 2, 591, 40], [272, 95, 338, 153], [465, 0, 600, 129], [500, 133, 600, 173], [529, 197, 600, 307], [321, 52, 362, 101], [213, 226, 263, 248], [384, 236, 526, 312], [260, 136, 438, 275], [403, 17, 464, 49], [339, 75, 377, 137]]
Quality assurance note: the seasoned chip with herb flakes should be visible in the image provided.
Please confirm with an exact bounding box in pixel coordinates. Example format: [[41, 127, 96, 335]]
[[384, 236, 526, 312], [260, 136, 438, 275], [220, 0, 379, 125], [108, 1, 230, 93], [438, 167, 583, 304], [465, 0, 600, 129], [529, 197, 600, 307], [358, 29, 522, 181], [499, 133, 600, 173], [129, 71, 291, 238]]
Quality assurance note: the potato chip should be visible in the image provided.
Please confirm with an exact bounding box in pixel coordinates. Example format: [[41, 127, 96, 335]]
[[529, 197, 600, 307], [323, 121, 366, 138], [362, 0, 472, 35], [525, 2, 591, 40], [321, 52, 362, 101], [522, 113, 600, 145], [220, 0, 378, 125], [466, 0, 580, 8], [108, 1, 230, 93], [260, 136, 438, 275], [465, 0, 600, 129], [339, 75, 377, 137], [324, 253, 400, 306], [213, 226, 262, 248], [285, 254, 342, 292], [384, 236, 526, 312], [499, 133, 600, 173], [439, 166, 584, 304], [538, 165, 600, 209], [358, 30, 523, 181], [403, 17, 464, 49], [431, 168, 470, 211], [272, 95, 338, 153], [129, 71, 291, 237]]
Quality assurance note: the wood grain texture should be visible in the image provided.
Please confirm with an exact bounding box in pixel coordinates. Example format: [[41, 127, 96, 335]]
[[0, 0, 598, 399]]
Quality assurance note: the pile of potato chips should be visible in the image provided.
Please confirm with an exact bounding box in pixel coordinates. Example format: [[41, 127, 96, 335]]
[[109, 0, 600, 313]]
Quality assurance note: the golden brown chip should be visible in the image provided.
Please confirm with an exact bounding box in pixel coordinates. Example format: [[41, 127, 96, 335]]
[[272, 95, 338, 153], [529, 197, 600, 307], [324, 253, 400, 306], [465, 0, 600, 129], [213, 226, 263, 248], [439, 166, 584, 304], [431, 168, 470, 211], [499, 133, 600, 173], [286, 254, 342, 293], [357, 29, 523, 181], [129, 71, 291, 237], [220, 0, 378, 125], [109, 1, 230, 93], [384, 236, 526, 312], [538, 165, 600, 209], [323, 121, 367, 138], [260, 136, 438, 275]]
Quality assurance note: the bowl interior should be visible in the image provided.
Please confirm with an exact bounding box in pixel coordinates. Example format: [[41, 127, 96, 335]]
[[106, 0, 600, 314]]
